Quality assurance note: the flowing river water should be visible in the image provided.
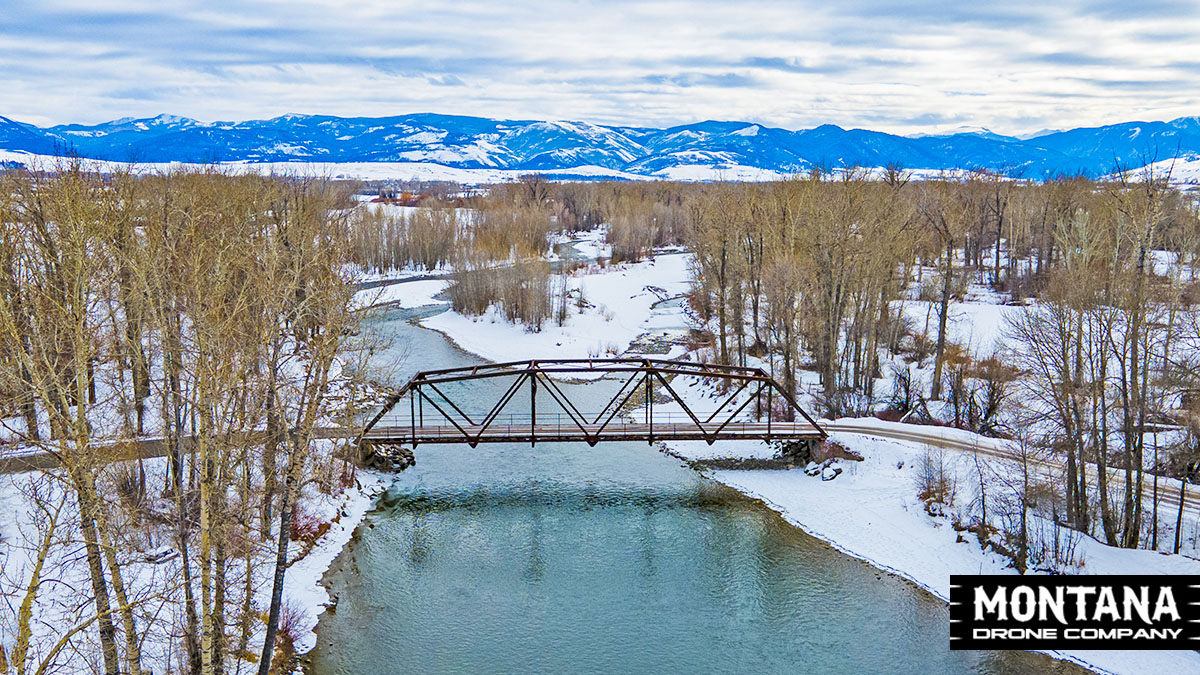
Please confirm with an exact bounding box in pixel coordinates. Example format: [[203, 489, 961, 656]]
[[306, 301, 1084, 675]]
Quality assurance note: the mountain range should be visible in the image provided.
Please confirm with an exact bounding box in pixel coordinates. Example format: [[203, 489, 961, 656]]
[[2, 112, 1199, 180]]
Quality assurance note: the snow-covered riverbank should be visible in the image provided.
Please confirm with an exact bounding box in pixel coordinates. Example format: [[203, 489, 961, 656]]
[[283, 471, 393, 655], [0, 455, 393, 674], [662, 430, 1200, 675]]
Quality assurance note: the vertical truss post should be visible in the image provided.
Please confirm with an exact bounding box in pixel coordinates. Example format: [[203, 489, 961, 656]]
[[646, 370, 653, 445], [410, 388, 417, 447], [767, 383, 773, 437], [530, 363, 537, 447]]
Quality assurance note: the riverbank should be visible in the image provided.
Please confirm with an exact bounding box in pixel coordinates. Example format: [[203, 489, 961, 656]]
[[283, 470, 393, 656], [419, 253, 692, 364], [0, 451, 394, 674]]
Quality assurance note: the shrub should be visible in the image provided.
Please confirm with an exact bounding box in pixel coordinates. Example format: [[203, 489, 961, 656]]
[[447, 262, 497, 317], [268, 600, 306, 674], [889, 364, 916, 414], [996, 270, 1047, 302], [812, 440, 864, 463], [289, 504, 330, 544], [906, 332, 935, 364], [112, 462, 146, 519], [941, 351, 1017, 436], [916, 445, 957, 512], [917, 268, 969, 302]]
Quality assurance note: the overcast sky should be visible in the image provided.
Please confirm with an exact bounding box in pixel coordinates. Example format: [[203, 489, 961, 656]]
[[3, 0, 1199, 135]]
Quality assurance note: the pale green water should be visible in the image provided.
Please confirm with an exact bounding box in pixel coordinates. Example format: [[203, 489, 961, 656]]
[[307, 306, 1079, 675]]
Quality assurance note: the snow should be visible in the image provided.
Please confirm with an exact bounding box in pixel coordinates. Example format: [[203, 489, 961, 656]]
[[0, 150, 665, 184], [420, 254, 692, 366], [706, 436, 1016, 596], [11, 147, 1189, 188], [353, 279, 449, 309], [651, 163, 789, 181], [900, 294, 1025, 355], [1108, 156, 1200, 187], [0, 455, 395, 673], [402, 130, 448, 144], [282, 471, 391, 654]]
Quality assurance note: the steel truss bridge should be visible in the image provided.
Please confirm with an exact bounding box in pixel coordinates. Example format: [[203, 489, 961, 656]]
[[358, 358, 826, 448]]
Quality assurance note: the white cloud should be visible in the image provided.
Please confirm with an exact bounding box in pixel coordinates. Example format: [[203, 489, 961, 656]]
[[2, 0, 1198, 134]]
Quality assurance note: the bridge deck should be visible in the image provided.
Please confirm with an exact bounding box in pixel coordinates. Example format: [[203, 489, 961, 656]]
[[362, 421, 825, 446]]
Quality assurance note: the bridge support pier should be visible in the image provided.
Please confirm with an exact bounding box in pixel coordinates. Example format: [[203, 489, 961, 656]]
[[353, 440, 416, 472], [777, 438, 817, 464]]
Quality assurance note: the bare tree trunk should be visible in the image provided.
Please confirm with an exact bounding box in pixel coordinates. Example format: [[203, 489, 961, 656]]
[[90, 474, 143, 675], [213, 540, 227, 675], [1151, 433, 1159, 550], [257, 457, 298, 675], [177, 488, 202, 674], [77, 487, 120, 675], [18, 365, 39, 441], [1174, 476, 1188, 554], [931, 242, 954, 400]]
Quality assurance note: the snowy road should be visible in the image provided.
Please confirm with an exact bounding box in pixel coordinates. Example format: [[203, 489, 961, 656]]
[[826, 418, 1200, 520]]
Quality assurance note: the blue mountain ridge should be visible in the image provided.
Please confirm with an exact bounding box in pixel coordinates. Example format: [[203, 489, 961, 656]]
[[1, 113, 1197, 178]]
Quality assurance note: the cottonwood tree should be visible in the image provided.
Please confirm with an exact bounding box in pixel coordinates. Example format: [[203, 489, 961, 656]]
[[916, 176, 971, 400], [0, 164, 144, 675]]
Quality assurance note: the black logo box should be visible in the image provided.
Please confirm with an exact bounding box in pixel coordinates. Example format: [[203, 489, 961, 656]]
[[950, 575, 1200, 650]]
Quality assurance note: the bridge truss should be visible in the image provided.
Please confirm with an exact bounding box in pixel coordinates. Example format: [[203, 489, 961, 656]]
[[359, 358, 826, 448]]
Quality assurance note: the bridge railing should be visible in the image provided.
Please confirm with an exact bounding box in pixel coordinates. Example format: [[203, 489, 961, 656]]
[[362, 411, 825, 446], [369, 411, 811, 426]]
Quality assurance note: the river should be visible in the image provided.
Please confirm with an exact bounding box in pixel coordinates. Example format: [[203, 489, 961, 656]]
[[306, 303, 1082, 674]]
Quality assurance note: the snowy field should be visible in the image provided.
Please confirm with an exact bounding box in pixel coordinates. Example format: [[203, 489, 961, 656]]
[[353, 278, 449, 309], [19, 148, 1197, 187], [0, 150, 781, 183]]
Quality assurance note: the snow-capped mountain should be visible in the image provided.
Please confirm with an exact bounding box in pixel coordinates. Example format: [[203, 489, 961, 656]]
[[2, 113, 1199, 179]]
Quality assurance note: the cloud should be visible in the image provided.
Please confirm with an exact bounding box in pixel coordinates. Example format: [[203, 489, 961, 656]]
[[427, 74, 466, 87], [1021, 51, 1121, 67], [641, 72, 760, 88], [0, 0, 1197, 136]]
